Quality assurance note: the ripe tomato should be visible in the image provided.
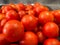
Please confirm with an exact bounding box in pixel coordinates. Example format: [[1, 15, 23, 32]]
[[25, 4, 33, 11], [52, 10, 60, 24], [0, 24, 2, 33], [6, 10, 19, 20], [3, 20, 24, 42], [18, 10, 26, 19], [0, 34, 10, 45], [9, 3, 17, 10], [27, 10, 35, 15], [37, 31, 46, 43], [21, 15, 38, 31], [0, 13, 5, 21], [43, 22, 59, 38], [20, 32, 38, 45], [16, 3, 25, 11], [1, 18, 8, 27], [33, 4, 49, 16], [1, 5, 14, 14], [43, 38, 59, 45], [38, 11, 54, 25]]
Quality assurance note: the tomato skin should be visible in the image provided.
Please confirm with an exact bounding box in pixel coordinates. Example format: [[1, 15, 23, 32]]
[[25, 4, 33, 11], [43, 38, 59, 45], [18, 10, 26, 19], [28, 10, 35, 16], [1, 18, 8, 27], [6, 10, 19, 20], [20, 32, 38, 45], [38, 11, 54, 25], [21, 15, 38, 31], [1, 5, 14, 14], [52, 10, 60, 24], [0, 24, 2, 33], [0, 13, 5, 21], [16, 3, 25, 11], [0, 34, 10, 45], [3, 20, 24, 42], [43, 22, 59, 38], [33, 4, 49, 16], [37, 31, 46, 43]]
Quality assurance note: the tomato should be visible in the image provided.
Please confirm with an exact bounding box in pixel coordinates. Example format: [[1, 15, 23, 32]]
[[1, 18, 8, 27], [18, 10, 26, 19], [43, 22, 59, 38], [16, 3, 25, 11], [6, 10, 19, 20], [52, 10, 60, 24], [0, 13, 5, 21], [43, 38, 59, 45], [27, 10, 35, 15], [37, 31, 46, 43], [21, 15, 38, 31], [3, 20, 24, 42], [33, 4, 49, 16], [38, 11, 54, 25], [0, 34, 10, 45], [1, 5, 14, 14], [25, 4, 33, 11], [0, 24, 2, 33], [9, 3, 17, 10], [20, 32, 38, 45]]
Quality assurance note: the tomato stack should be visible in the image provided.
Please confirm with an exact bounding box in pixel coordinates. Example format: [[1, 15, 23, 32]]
[[0, 2, 60, 45]]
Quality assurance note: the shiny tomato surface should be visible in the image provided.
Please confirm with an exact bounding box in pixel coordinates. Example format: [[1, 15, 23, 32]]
[[3, 20, 24, 42]]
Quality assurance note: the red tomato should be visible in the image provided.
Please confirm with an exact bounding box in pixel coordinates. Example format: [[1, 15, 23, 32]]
[[21, 15, 38, 31], [43, 38, 59, 45], [0, 34, 10, 45], [18, 10, 26, 19], [0, 13, 5, 21], [9, 3, 17, 10], [38, 11, 54, 25], [3, 20, 24, 42], [1, 5, 14, 14], [20, 32, 38, 45], [43, 22, 59, 38], [0, 9, 2, 13], [37, 31, 46, 43], [27, 10, 35, 15], [0, 24, 2, 33], [16, 3, 25, 11], [52, 10, 60, 24], [25, 4, 33, 10], [1, 18, 8, 27], [33, 4, 49, 16], [6, 10, 19, 20]]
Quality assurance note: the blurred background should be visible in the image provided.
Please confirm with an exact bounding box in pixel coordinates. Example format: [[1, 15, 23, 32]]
[[0, 0, 60, 9], [0, 0, 60, 4]]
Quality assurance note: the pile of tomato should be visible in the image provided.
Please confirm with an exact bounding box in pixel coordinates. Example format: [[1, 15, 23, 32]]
[[0, 2, 60, 45]]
